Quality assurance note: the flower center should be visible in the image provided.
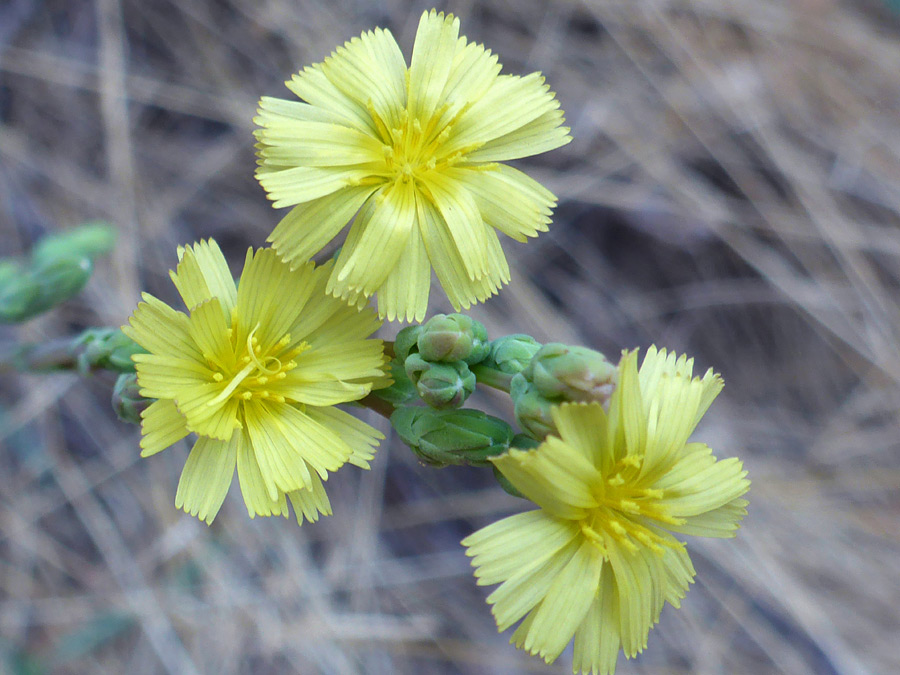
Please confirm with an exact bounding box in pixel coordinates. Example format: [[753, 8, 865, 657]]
[[580, 455, 685, 558], [205, 322, 309, 407]]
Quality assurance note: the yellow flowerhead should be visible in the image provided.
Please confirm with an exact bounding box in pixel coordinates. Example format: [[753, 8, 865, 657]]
[[462, 347, 750, 675], [122, 240, 387, 525], [254, 9, 571, 322]]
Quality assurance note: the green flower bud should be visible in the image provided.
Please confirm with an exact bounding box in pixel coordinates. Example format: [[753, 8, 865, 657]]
[[524, 343, 617, 404], [112, 373, 152, 424], [33, 222, 117, 261], [30, 253, 94, 314], [393, 325, 422, 362], [412, 359, 476, 409], [371, 359, 418, 405], [417, 313, 489, 365], [512, 385, 557, 440], [483, 334, 542, 375], [391, 406, 513, 467], [0, 262, 41, 323], [76, 328, 145, 374]]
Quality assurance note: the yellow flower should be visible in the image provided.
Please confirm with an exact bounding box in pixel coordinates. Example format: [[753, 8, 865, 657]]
[[254, 9, 571, 322], [462, 347, 750, 674], [122, 240, 386, 525]]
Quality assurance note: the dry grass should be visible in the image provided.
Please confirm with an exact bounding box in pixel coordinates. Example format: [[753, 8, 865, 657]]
[[2, 0, 899, 672]]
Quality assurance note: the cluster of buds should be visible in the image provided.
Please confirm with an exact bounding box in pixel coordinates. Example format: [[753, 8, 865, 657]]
[[390, 314, 490, 410], [0, 223, 117, 323], [510, 343, 618, 440]]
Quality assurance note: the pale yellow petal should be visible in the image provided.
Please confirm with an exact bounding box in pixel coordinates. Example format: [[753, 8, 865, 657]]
[[449, 164, 554, 242], [606, 541, 660, 658], [666, 498, 748, 538], [187, 298, 235, 373], [320, 27, 407, 131], [235, 248, 317, 351], [518, 539, 604, 663], [304, 405, 383, 470], [408, 10, 459, 123], [491, 438, 601, 519], [287, 472, 333, 525], [421, 173, 488, 281], [435, 37, 501, 122], [330, 181, 416, 297], [139, 398, 190, 457], [417, 192, 501, 309], [465, 107, 571, 163], [255, 117, 386, 167], [655, 453, 749, 518], [124, 294, 200, 360], [286, 65, 376, 134], [267, 185, 376, 265], [444, 73, 559, 153], [133, 355, 211, 399], [174, 382, 240, 441], [243, 400, 313, 498], [257, 165, 372, 209], [284, 340, 385, 388], [550, 402, 607, 468], [174, 434, 237, 525], [462, 510, 580, 586], [236, 427, 288, 518], [377, 225, 431, 322], [170, 239, 237, 314]]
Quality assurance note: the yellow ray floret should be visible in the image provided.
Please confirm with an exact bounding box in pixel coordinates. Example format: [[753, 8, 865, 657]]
[[123, 239, 386, 525], [462, 346, 750, 674], [254, 9, 571, 322]]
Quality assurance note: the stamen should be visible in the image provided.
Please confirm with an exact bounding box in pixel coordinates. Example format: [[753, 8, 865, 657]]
[[212, 373, 224, 382], [207, 360, 256, 407]]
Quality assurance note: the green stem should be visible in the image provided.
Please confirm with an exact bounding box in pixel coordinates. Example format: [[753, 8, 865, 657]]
[[0, 338, 79, 374], [358, 392, 396, 419], [471, 364, 514, 394]]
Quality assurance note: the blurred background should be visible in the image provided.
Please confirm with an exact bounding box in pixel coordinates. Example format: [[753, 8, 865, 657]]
[[2, 0, 899, 672]]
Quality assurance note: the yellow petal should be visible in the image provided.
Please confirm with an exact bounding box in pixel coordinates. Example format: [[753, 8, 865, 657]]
[[243, 400, 314, 498], [449, 164, 555, 242], [491, 438, 600, 519], [666, 498, 748, 539], [655, 453, 749, 518], [133, 355, 211, 399], [444, 73, 559, 153], [235, 248, 317, 351], [267, 185, 376, 265], [304, 405, 383, 470], [287, 472, 333, 525], [285, 340, 385, 386], [422, 173, 488, 281], [550, 402, 607, 468], [465, 108, 571, 163], [519, 539, 604, 663], [286, 64, 375, 134], [236, 427, 287, 518], [462, 510, 579, 587], [187, 298, 235, 373], [255, 118, 385, 167], [124, 294, 199, 360], [408, 10, 459, 123], [417, 193, 501, 309], [174, 434, 237, 525], [320, 27, 407, 131], [330, 181, 416, 296], [170, 239, 237, 314], [174, 382, 240, 441], [435, 37, 501, 124], [377, 225, 431, 322], [257, 165, 372, 209], [139, 399, 190, 457]]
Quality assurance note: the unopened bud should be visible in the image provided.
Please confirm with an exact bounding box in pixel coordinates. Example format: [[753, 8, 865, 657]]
[[511, 383, 557, 440], [76, 328, 145, 374], [31, 254, 94, 314], [371, 359, 418, 405], [391, 406, 513, 467], [0, 261, 41, 323], [524, 343, 617, 404], [393, 325, 422, 362], [33, 222, 117, 261], [112, 373, 152, 424], [407, 356, 475, 409], [417, 314, 489, 365], [483, 334, 542, 375]]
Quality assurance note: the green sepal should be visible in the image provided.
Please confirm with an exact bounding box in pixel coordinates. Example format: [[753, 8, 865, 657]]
[[112, 373, 153, 424], [391, 406, 514, 467], [370, 359, 418, 405], [75, 328, 146, 374]]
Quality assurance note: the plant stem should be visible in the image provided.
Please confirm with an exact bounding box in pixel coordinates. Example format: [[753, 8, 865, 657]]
[[471, 364, 514, 394], [0, 339, 79, 374], [358, 392, 395, 419]]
